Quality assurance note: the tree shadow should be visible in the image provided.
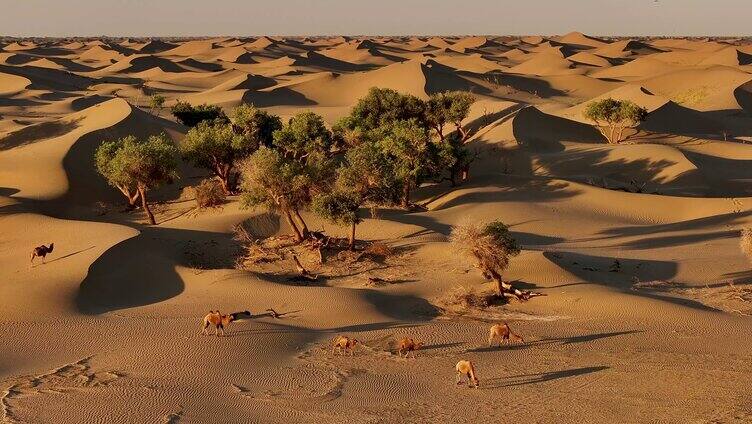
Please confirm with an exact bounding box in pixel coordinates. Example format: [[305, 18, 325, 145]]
[[0, 117, 84, 151], [543, 251, 722, 312]]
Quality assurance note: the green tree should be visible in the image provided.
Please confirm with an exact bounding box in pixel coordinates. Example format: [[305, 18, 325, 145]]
[[238, 147, 312, 242], [273, 111, 333, 161], [171, 101, 228, 127], [148, 94, 166, 117], [94, 134, 179, 225], [231, 103, 281, 149], [583, 98, 648, 144], [95, 136, 141, 208], [182, 120, 248, 194], [342, 87, 426, 132], [426, 91, 475, 142], [312, 191, 362, 250], [377, 119, 431, 208]]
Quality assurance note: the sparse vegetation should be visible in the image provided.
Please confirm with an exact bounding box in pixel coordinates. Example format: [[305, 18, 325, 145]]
[[94, 134, 179, 224], [583, 98, 648, 144], [148, 94, 166, 116], [450, 220, 542, 301], [740, 228, 752, 261], [193, 178, 226, 208]]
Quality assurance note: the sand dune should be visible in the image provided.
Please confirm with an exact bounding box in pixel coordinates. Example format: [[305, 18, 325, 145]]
[[2, 34, 752, 424]]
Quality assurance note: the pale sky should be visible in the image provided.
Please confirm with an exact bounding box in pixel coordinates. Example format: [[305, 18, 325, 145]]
[[0, 0, 749, 37]]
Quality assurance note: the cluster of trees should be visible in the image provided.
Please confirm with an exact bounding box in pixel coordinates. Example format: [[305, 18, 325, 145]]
[[240, 88, 477, 249], [583, 98, 648, 144], [95, 88, 477, 246]]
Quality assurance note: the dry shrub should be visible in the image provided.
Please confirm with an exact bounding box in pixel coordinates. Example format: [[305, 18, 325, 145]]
[[435, 285, 493, 313], [193, 179, 226, 208], [740, 228, 752, 261], [449, 220, 519, 282], [364, 241, 393, 258], [232, 223, 283, 267]]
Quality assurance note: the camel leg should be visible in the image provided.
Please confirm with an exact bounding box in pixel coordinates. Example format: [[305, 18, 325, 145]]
[[456, 372, 464, 385]]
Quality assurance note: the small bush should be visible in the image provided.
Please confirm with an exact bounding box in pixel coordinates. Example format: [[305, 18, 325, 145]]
[[193, 179, 226, 208], [364, 241, 393, 258], [435, 285, 492, 313], [740, 228, 752, 261]]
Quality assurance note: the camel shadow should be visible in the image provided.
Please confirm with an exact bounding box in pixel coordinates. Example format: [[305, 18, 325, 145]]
[[465, 330, 641, 353], [41, 245, 96, 265], [482, 366, 609, 388]]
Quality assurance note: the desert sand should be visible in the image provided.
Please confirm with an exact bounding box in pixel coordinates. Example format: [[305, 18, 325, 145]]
[[1, 33, 752, 423]]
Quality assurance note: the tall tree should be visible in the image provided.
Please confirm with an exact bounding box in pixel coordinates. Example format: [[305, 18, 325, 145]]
[[377, 119, 431, 208], [238, 147, 312, 242], [426, 91, 475, 143], [271, 112, 335, 236]]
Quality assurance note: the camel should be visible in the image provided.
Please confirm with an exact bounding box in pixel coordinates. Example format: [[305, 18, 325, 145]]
[[455, 360, 479, 388], [201, 310, 248, 336], [30, 243, 54, 266], [488, 322, 524, 347], [396, 337, 424, 358], [332, 335, 358, 355]]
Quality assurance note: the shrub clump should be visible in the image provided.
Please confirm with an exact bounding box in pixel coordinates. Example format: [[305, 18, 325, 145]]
[[193, 179, 226, 208], [740, 228, 752, 261]]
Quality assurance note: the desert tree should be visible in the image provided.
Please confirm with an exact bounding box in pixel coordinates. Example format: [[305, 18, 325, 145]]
[[342, 87, 427, 132], [148, 94, 166, 117], [377, 119, 432, 208], [312, 191, 362, 250], [182, 121, 247, 194], [239, 147, 313, 242], [95, 135, 141, 208], [171, 101, 228, 127], [94, 134, 179, 225], [434, 134, 475, 186], [273, 111, 333, 160], [583, 98, 648, 144], [426, 91, 475, 143], [271, 111, 335, 235], [313, 142, 399, 250], [231, 103, 281, 149], [450, 220, 542, 301]]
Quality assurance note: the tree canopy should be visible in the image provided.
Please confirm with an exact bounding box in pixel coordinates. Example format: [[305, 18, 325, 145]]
[[95, 133, 179, 224], [583, 98, 648, 144], [171, 101, 228, 127]]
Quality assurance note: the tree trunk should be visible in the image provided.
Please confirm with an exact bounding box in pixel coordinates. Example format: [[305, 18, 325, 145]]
[[402, 181, 411, 209], [283, 209, 304, 242], [293, 209, 309, 240], [616, 125, 626, 144], [461, 164, 470, 182], [608, 124, 616, 144], [138, 186, 156, 225], [218, 176, 231, 195], [484, 267, 544, 302], [349, 220, 356, 251]]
